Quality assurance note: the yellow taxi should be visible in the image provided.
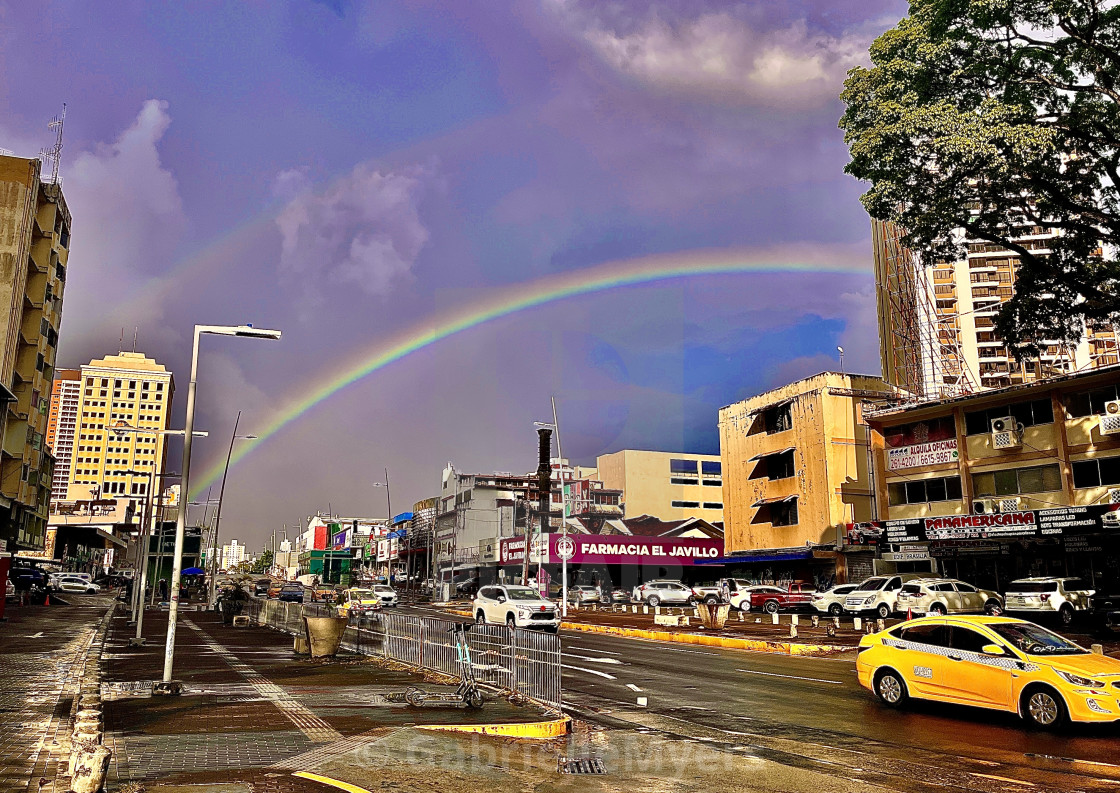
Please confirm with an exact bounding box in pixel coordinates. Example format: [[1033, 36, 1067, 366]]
[[335, 587, 382, 619], [857, 615, 1120, 728]]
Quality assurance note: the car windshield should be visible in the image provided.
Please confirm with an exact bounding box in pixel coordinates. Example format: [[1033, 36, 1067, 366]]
[[350, 589, 374, 598], [506, 586, 544, 601], [989, 622, 1087, 656], [856, 578, 889, 592], [1009, 581, 1058, 593], [374, 586, 393, 592], [281, 585, 302, 591]]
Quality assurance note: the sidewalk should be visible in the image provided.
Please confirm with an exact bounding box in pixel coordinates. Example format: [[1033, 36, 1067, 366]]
[[100, 605, 537, 791], [0, 596, 114, 793]]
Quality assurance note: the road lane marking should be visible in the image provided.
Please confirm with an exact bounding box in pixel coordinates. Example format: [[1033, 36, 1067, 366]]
[[564, 653, 623, 664], [563, 664, 617, 680], [971, 773, 1035, 786], [626, 683, 642, 692], [569, 646, 623, 655], [293, 771, 373, 793], [736, 668, 843, 685], [26, 632, 44, 638]]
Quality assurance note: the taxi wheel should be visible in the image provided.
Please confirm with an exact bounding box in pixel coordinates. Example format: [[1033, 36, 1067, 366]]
[[875, 669, 908, 707], [1022, 686, 1068, 729]]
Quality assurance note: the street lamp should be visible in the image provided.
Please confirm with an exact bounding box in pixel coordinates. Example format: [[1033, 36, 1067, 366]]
[[159, 323, 280, 694], [207, 409, 258, 608], [123, 468, 181, 644], [536, 397, 568, 612], [372, 470, 391, 585]]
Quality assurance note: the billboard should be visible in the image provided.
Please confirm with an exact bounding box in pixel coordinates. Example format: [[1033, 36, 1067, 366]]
[[887, 439, 959, 470], [500, 534, 723, 566], [870, 504, 1120, 545]]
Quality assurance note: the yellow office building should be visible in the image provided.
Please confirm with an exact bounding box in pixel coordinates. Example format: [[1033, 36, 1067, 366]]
[[594, 450, 724, 522], [66, 352, 174, 501]]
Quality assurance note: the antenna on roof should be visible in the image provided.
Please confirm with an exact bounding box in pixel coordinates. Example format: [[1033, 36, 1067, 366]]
[[132, 327, 138, 353], [39, 103, 66, 185]]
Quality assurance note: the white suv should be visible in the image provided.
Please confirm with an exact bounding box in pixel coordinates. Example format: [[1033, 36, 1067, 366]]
[[632, 581, 695, 607], [894, 578, 1003, 616], [843, 573, 926, 619], [811, 584, 859, 616], [1004, 577, 1095, 626], [473, 585, 560, 632]]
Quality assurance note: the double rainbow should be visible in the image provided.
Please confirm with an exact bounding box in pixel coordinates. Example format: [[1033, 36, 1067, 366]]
[[189, 247, 867, 497]]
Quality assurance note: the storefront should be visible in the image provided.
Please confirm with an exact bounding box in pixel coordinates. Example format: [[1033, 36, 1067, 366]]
[[497, 533, 724, 593]]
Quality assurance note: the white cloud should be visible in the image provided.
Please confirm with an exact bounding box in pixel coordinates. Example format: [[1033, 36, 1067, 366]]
[[274, 161, 433, 304], [552, 5, 872, 109]]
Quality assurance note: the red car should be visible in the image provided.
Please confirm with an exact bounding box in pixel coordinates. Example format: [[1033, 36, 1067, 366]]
[[748, 583, 817, 614]]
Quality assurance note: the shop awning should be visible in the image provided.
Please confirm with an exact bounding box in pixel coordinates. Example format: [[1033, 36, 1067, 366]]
[[698, 548, 813, 565], [748, 447, 795, 462], [97, 529, 127, 548], [751, 494, 798, 507]]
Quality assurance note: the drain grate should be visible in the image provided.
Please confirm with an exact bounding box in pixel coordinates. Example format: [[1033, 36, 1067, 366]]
[[559, 757, 606, 775]]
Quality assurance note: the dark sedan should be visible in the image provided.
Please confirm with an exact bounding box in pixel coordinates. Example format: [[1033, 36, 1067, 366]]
[[277, 583, 305, 603]]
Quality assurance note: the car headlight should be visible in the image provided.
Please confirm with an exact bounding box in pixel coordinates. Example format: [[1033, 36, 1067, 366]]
[[1057, 670, 1105, 688], [864, 596, 876, 605]]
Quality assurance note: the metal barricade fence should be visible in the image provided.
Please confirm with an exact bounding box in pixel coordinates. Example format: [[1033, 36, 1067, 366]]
[[244, 597, 561, 710]]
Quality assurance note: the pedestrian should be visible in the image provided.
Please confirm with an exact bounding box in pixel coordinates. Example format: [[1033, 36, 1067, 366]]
[[720, 579, 731, 605], [158, 578, 168, 602]]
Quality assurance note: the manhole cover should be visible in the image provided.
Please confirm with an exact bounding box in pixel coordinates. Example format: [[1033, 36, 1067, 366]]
[[559, 757, 606, 775]]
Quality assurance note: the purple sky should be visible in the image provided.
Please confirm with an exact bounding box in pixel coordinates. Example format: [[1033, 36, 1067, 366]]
[[0, 0, 907, 550]]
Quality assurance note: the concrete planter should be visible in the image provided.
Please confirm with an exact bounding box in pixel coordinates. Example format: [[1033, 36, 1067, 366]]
[[697, 603, 731, 630], [303, 616, 349, 658], [70, 745, 112, 793]]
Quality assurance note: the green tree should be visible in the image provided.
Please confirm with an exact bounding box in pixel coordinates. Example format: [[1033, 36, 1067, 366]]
[[251, 549, 273, 574], [840, 0, 1120, 352]]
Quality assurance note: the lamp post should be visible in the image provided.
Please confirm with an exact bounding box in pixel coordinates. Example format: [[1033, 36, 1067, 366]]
[[372, 470, 391, 584], [207, 410, 258, 608], [123, 468, 182, 643], [159, 324, 280, 693], [535, 396, 569, 614]]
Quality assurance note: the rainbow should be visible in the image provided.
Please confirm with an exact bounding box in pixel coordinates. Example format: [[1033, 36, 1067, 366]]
[[189, 247, 868, 497]]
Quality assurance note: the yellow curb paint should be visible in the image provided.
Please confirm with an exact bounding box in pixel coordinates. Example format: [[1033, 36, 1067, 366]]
[[293, 770, 375, 793], [417, 716, 571, 739]]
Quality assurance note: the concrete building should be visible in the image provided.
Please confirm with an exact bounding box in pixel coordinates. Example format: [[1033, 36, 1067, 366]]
[[0, 155, 72, 552], [864, 364, 1120, 590], [873, 218, 1120, 398], [65, 352, 174, 502], [220, 539, 246, 571], [593, 449, 724, 523], [718, 372, 892, 580], [45, 368, 79, 508]]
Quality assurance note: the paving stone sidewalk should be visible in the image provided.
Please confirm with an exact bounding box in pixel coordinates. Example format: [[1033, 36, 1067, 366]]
[[0, 596, 115, 793]]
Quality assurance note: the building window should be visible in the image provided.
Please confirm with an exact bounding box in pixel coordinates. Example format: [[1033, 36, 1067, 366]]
[[771, 498, 798, 526], [670, 476, 698, 485], [671, 500, 700, 509], [764, 403, 793, 434], [701, 461, 721, 476], [767, 450, 796, 481], [1067, 385, 1120, 418], [882, 416, 956, 448], [704, 479, 722, 487], [965, 399, 1054, 435], [670, 459, 698, 475], [1072, 457, 1120, 489], [888, 476, 963, 506], [703, 502, 723, 510], [973, 464, 1062, 496]]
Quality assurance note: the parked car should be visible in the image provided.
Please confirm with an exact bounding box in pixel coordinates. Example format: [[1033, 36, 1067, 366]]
[[895, 578, 1003, 616], [1004, 577, 1095, 626], [277, 583, 305, 603], [49, 572, 93, 591], [1089, 591, 1120, 631], [252, 578, 272, 597], [267, 581, 285, 599], [857, 615, 1120, 728], [567, 585, 602, 604], [748, 583, 817, 614], [844, 573, 926, 619], [473, 585, 560, 631], [56, 576, 100, 595], [633, 580, 696, 607], [372, 584, 398, 607], [811, 584, 860, 616], [311, 582, 338, 603], [336, 587, 383, 618], [608, 587, 632, 604]]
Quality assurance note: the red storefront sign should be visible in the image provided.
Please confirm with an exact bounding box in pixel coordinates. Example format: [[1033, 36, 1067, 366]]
[[500, 534, 722, 566]]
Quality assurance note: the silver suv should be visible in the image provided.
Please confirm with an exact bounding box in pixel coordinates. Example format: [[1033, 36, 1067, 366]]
[[632, 581, 695, 607], [894, 578, 1003, 616], [1004, 577, 1094, 626]]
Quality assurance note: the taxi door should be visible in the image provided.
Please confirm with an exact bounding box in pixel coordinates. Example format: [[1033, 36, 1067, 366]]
[[941, 625, 1014, 709], [893, 623, 953, 698]]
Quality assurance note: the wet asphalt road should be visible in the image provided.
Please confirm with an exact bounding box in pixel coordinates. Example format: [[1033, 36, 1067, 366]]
[[399, 603, 1120, 793]]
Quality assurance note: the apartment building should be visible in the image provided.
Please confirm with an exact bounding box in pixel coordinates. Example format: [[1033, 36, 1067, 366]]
[[718, 372, 892, 580], [873, 218, 1119, 397], [45, 368, 80, 507], [65, 352, 174, 501], [0, 155, 71, 552], [593, 449, 724, 522], [865, 364, 1120, 590]]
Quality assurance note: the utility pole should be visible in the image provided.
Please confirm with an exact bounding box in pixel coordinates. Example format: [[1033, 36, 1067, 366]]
[[552, 396, 570, 617], [535, 427, 552, 595]]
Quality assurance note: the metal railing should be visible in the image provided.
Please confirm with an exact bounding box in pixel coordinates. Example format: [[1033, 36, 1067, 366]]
[[242, 598, 561, 711]]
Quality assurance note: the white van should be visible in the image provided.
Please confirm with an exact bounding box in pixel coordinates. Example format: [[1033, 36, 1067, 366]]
[[843, 573, 926, 619]]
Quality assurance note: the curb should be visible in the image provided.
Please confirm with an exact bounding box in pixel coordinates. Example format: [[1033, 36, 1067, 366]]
[[446, 608, 848, 656], [416, 715, 571, 739]]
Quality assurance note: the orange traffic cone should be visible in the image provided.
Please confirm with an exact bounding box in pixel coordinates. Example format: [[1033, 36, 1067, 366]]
[[906, 607, 913, 621], [44, 593, 49, 606]]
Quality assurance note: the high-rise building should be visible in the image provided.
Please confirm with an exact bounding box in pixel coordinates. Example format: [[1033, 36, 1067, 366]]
[[220, 539, 245, 571], [592, 450, 724, 522], [0, 155, 71, 551], [873, 218, 1120, 399], [66, 352, 174, 502], [46, 368, 80, 507]]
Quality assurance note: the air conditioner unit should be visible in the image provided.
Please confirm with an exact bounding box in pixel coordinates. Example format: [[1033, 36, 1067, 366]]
[[1107, 488, 1120, 505], [1100, 401, 1120, 435], [972, 498, 996, 514], [996, 497, 1022, 513], [990, 416, 1022, 449]]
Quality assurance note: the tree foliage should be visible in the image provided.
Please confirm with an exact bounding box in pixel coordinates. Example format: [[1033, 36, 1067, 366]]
[[840, 0, 1120, 353], [251, 549, 273, 574]]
